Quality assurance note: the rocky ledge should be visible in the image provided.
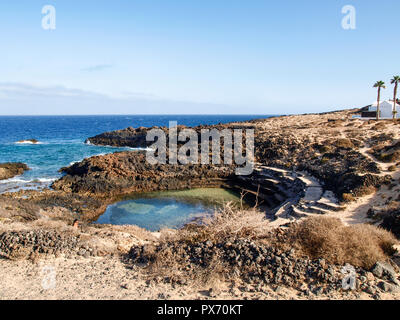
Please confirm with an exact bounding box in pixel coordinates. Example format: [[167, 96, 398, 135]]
[[0, 163, 29, 181], [53, 151, 236, 196]]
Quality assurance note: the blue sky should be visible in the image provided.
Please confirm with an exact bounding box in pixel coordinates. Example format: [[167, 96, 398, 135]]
[[0, 0, 399, 115]]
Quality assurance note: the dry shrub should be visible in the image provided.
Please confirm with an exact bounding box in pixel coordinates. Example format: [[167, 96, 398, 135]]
[[161, 203, 269, 244], [379, 151, 400, 163], [320, 146, 331, 153], [145, 238, 232, 287], [143, 205, 270, 286], [334, 138, 355, 149], [388, 165, 397, 172], [354, 185, 376, 197], [369, 133, 395, 145], [320, 157, 330, 164], [285, 216, 397, 269], [342, 193, 355, 202], [373, 122, 387, 130]]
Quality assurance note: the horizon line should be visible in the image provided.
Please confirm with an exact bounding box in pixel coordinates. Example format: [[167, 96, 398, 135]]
[[0, 113, 282, 117]]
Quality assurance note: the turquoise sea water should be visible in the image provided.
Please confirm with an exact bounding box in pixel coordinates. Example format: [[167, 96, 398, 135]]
[[0, 115, 270, 193]]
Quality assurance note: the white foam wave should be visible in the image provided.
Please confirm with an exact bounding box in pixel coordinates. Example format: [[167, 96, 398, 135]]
[[0, 176, 56, 184], [126, 147, 150, 151], [34, 178, 57, 183], [15, 140, 43, 145]]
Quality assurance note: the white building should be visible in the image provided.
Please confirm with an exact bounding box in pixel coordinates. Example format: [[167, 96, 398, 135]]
[[362, 100, 400, 119]]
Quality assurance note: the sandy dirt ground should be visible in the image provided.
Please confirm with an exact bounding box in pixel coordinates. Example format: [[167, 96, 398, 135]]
[[1, 255, 395, 300]]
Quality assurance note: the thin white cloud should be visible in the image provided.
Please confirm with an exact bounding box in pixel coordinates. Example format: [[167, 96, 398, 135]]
[[80, 64, 113, 72], [119, 91, 159, 100], [0, 82, 240, 115], [0, 83, 106, 99]]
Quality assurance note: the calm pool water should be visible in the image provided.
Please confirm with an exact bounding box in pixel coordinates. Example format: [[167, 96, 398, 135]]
[[95, 188, 243, 231]]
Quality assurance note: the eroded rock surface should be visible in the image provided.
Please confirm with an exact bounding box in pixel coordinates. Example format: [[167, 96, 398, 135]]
[[53, 152, 236, 195], [0, 163, 29, 181]]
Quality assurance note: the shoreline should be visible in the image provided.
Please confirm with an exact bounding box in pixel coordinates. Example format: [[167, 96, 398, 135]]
[[1, 108, 400, 300]]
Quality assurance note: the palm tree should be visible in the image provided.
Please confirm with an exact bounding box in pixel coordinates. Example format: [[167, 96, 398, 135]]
[[391, 76, 400, 120], [373, 81, 386, 120]]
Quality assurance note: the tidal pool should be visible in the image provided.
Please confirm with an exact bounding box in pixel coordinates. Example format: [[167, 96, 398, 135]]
[[95, 188, 243, 231]]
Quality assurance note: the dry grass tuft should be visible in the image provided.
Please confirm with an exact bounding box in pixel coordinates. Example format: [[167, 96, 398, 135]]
[[161, 203, 269, 244], [284, 216, 398, 269], [334, 138, 355, 149], [342, 193, 355, 202], [373, 122, 387, 130], [379, 151, 400, 163]]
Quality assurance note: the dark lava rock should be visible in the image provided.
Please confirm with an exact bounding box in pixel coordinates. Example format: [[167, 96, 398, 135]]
[[377, 281, 400, 293], [52, 151, 236, 195], [380, 209, 400, 239], [371, 262, 399, 285], [0, 230, 89, 260], [128, 238, 352, 292], [0, 163, 29, 180]]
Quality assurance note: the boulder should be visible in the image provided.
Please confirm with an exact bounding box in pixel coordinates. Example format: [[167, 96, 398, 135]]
[[371, 262, 399, 285]]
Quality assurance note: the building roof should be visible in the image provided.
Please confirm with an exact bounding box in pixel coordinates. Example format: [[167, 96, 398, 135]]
[[370, 100, 400, 107]]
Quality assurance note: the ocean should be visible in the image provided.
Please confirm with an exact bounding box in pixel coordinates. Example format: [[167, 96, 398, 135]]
[[0, 115, 269, 193]]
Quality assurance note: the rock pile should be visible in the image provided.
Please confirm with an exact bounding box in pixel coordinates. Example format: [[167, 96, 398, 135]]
[[130, 239, 344, 292], [129, 238, 400, 296], [0, 230, 98, 259]]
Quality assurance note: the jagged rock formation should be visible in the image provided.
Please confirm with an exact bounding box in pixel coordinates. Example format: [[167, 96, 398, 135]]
[[86, 127, 154, 148], [53, 151, 236, 196], [0, 163, 29, 181], [85, 123, 254, 148]]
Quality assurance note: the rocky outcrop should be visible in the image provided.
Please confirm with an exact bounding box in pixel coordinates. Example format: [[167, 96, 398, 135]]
[[0, 163, 29, 181], [16, 139, 39, 144], [86, 127, 155, 148], [253, 131, 391, 200], [85, 123, 254, 148], [53, 151, 236, 196]]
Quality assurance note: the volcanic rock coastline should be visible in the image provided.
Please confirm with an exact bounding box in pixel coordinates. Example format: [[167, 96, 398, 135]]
[[0, 163, 29, 181], [2, 109, 400, 300]]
